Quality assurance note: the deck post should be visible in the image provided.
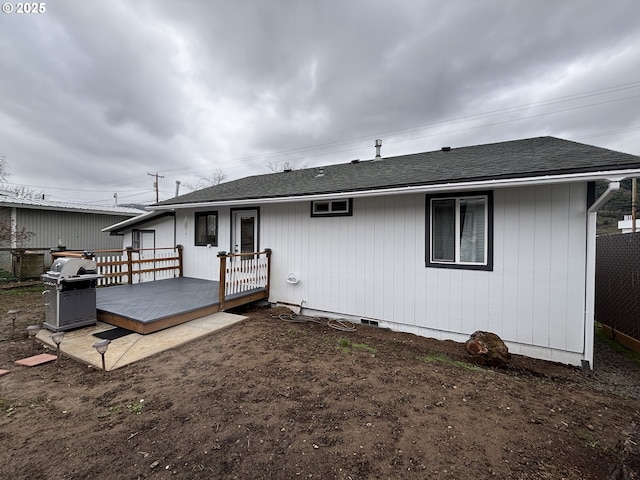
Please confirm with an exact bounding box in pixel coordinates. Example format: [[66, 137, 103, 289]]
[[217, 251, 227, 309], [176, 244, 184, 277], [126, 247, 134, 285], [264, 248, 272, 296]]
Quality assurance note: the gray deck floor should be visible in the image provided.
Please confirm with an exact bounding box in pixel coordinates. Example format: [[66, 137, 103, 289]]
[[96, 277, 220, 324]]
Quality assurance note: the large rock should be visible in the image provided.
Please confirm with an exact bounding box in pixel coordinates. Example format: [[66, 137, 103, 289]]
[[465, 331, 511, 367]]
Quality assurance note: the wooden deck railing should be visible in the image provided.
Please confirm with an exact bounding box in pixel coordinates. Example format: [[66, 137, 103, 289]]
[[217, 249, 271, 310], [51, 246, 183, 286], [50, 246, 270, 309]]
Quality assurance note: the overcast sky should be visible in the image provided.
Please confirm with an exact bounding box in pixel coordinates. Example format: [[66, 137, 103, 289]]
[[1, 0, 640, 205]]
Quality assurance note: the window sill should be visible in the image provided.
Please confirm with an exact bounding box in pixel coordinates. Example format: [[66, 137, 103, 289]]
[[426, 261, 493, 272]]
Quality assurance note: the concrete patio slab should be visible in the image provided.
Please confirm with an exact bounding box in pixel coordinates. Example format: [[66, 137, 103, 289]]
[[36, 311, 247, 371]]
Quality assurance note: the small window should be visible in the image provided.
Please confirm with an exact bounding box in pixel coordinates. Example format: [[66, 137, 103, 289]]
[[314, 202, 330, 213], [195, 211, 218, 246], [426, 192, 493, 270], [311, 199, 353, 217], [132, 230, 141, 249]]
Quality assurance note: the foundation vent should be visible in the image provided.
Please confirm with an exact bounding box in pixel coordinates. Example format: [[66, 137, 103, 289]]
[[360, 319, 379, 327]]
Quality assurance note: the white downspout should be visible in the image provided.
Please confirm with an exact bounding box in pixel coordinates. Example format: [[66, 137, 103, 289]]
[[584, 180, 620, 369]]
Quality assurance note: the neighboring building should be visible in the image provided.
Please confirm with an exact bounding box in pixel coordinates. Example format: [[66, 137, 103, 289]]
[[104, 136, 640, 368], [0, 190, 144, 273], [617, 214, 639, 233]]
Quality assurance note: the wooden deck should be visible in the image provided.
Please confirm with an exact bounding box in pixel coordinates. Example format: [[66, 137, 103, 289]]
[[96, 277, 267, 334]]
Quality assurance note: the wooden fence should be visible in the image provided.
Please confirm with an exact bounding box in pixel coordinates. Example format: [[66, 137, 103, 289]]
[[51, 246, 183, 286]]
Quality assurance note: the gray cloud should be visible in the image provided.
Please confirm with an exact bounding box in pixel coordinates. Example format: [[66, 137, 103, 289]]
[[1, 0, 639, 203]]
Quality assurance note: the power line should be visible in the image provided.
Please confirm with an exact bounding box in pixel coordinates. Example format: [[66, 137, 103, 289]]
[[574, 126, 640, 140], [158, 80, 640, 177], [0, 180, 150, 194], [175, 81, 640, 161]]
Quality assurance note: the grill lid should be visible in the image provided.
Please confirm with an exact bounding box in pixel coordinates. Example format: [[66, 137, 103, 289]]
[[47, 257, 98, 277]]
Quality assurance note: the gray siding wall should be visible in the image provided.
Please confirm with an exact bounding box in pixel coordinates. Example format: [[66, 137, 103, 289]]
[[19, 209, 132, 250], [0, 207, 11, 270], [17, 209, 136, 267]]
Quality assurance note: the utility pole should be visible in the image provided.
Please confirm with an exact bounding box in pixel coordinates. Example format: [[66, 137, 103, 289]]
[[148, 172, 165, 203]]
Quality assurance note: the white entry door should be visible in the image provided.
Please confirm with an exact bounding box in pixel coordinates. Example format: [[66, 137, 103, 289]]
[[232, 209, 258, 254], [140, 231, 155, 251]]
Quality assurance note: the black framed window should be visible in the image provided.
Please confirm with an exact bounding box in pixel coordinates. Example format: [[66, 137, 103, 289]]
[[195, 211, 218, 246], [311, 199, 353, 217], [426, 192, 493, 271], [132, 230, 141, 249]]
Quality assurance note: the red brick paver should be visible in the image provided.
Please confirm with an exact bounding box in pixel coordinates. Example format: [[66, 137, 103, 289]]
[[15, 354, 57, 367]]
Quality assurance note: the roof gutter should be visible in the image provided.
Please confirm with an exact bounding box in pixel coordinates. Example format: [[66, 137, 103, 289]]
[[583, 178, 622, 370], [588, 179, 621, 213], [149, 168, 640, 211]]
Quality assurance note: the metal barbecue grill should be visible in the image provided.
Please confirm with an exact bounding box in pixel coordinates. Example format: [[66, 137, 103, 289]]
[[42, 254, 103, 332]]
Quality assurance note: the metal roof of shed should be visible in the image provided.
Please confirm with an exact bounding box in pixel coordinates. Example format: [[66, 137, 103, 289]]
[[0, 194, 145, 216]]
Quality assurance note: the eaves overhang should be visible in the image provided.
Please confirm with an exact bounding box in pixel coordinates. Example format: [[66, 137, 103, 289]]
[[102, 211, 174, 234], [149, 168, 640, 211]]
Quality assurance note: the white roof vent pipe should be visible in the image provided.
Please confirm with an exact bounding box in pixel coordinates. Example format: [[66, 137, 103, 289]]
[[374, 139, 382, 160]]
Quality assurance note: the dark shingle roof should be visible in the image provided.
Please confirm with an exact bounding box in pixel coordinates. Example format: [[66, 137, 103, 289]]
[[156, 137, 640, 206]]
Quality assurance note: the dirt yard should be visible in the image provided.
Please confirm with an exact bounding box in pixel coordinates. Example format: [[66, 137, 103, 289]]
[[1, 285, 640, 480]]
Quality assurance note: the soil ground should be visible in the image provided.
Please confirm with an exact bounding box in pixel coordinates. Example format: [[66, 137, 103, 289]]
[[1, 285, 640, 480]]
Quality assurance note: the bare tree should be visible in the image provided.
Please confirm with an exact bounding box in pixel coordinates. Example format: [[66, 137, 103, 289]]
[[0, 218, 35, 248], [265, 160, 309, 173], [1, 184, 44, 199], [184, 167, 228, 192], [0, 154, 44, 199]]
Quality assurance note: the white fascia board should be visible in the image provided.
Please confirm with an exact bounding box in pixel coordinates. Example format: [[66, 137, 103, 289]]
[[150, 168, 640, 211], [102, 210, 164, 232]]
